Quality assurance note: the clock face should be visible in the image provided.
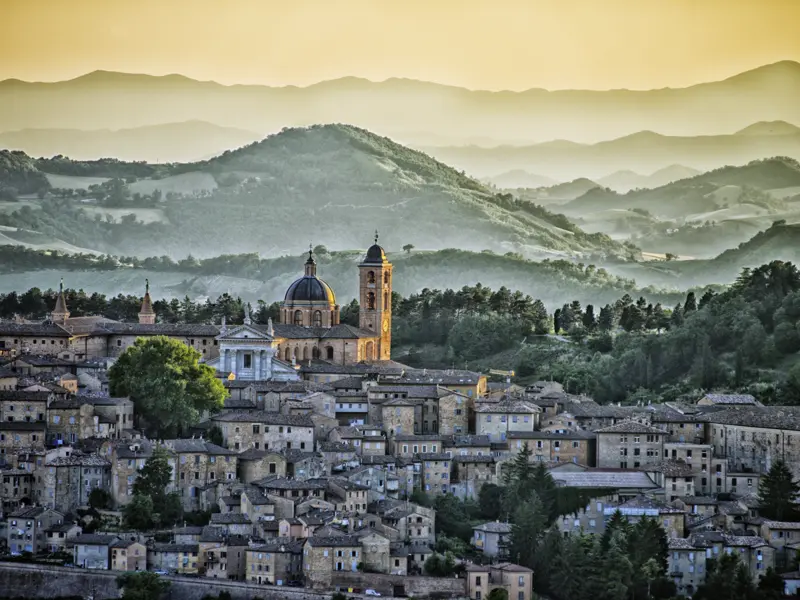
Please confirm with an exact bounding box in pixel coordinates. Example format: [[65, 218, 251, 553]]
[[382, 320, 389, 332]]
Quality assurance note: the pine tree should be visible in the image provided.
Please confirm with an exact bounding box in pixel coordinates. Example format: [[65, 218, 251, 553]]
[[683, 291, 698, 313], [582, 305, 596, 331], [508, 494, 547, 569], [758, 459, 800, 520], [598, 304, 615, 332], [553, 308, 562, 334], [601, 531, 633, 600], [669, 303, 684, 328]]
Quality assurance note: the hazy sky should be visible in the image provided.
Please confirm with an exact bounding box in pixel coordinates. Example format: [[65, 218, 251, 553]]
[[2, 0, 799, 91]]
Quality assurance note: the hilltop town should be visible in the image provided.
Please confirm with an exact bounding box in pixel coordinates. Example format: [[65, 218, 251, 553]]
[[0, 239, 798, 599]]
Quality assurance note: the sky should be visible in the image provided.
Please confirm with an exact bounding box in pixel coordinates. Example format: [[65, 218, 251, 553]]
[[2, 0, 799, 91]]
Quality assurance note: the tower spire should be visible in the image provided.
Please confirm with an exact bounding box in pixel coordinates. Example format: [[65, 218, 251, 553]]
[[304, 244, 317, 277], [138, 278, 156, 324], [52, 278, 70, 323], [374, 230, 379, 244]]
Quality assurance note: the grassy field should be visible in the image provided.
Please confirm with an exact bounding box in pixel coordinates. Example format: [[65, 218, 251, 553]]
[[128, 172, 217, 195], [0, 226, 101, 255], [79, 206, 169, 224], [44, 174, 110, 189]]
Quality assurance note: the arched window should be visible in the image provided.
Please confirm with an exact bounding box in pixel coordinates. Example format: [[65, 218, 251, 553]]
[[313, 310, 322, 327], [303, 346, 310, 361], [365, 341, 375, 360], [383, 292, 389, 311], [312, 347, 321, 359], [367, 271, 376, 284], [326, 346, 334, 360], [384, 272, 390, 285], [284, 347, 291, 361], [366, 292, 376, 310], [293, 310, 303, 326]]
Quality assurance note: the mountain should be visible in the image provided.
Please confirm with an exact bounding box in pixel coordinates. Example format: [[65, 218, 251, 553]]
[[597, 165, 702, 192], [422, 124, 800, 181], [2, 61, 800, 147], [736, 120, 800, 136], [560, 157, 800, 218], [485, 169, 559, 188], [0, 121, 262, 163], [533, 178, 601, 203], [0, 124, 628, 260]]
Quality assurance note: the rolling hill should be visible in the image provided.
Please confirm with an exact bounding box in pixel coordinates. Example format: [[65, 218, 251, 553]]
[[0, 121, 262, 163], [485, 170, 559, 189], [597, 165, 701, 192], [0, 124, 629, 260], [1, 61, 800, 151], [422, 124, 800, 181]]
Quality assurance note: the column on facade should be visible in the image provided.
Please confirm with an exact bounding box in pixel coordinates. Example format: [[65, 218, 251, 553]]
[[265, 350, 273, 380], [231, 349, 238, 376], [254, 349, 261, 380]]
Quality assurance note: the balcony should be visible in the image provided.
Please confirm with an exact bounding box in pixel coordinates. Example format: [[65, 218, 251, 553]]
[[670, 571, 684, 578]]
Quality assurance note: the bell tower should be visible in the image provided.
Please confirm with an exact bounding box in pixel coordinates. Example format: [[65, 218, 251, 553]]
[[359, 231, 393, 360]]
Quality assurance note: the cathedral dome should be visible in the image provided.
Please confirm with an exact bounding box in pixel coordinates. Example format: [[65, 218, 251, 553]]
[[284, 276, 336, 304]]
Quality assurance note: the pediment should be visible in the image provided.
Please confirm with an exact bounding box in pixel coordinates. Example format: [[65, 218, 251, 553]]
[[216, 323, 273, 341]]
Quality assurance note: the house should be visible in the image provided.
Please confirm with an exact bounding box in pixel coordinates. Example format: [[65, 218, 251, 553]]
[[43, 522, 81, 553], [111, 539, 147, 571], [594, 420, 667, 469], [6, 506, 64, 554], [1, 467, 34, 513], [506, 430, 595, 466], [236, 449, 287, 483], [38, 454, 111, 514], [418, 453, 451, 495], [465, 562, 534, 600], [148, 542, 200, 574], [212, 411, 315, 452], [472, 521, 511, 557], [209, 512, 253, 536], [73, 533, 118, 569], [759, 520, 800, 548], [475, 400, 541, 441], [199, 529, 249, 580], [302, 535, 362, 589], [245, 539, 305, 585], [163, 438, 238, 511], [667, 537, 707, 597]]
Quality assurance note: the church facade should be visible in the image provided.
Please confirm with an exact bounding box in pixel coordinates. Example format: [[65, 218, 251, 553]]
[[0, 239, 393, 379]]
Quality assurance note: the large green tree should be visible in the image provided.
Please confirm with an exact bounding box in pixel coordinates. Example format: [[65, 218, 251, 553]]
[[109, 336, 226, 437], [117, 571, 170, 600], [127, 446, 184, 528], [758, 459, 800, 521]]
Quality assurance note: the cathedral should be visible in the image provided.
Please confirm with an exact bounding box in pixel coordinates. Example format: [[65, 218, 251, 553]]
[[0, 238, 393, 382]]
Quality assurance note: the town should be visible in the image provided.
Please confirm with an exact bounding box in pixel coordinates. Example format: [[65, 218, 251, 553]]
[[1, 241, 799, 600]]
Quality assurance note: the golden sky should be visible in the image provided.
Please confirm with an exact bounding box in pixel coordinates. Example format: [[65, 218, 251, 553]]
[[2, 0, 799, 91]]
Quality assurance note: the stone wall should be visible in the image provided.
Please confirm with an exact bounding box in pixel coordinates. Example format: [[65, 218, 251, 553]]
[[0, 562, 381, 600], [331, 571, 466, 598]]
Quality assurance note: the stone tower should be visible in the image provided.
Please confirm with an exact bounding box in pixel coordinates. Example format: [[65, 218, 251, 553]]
[[358, 231, 393, 360], [138, 279, 156, 325], [51, 278, 70, 323]]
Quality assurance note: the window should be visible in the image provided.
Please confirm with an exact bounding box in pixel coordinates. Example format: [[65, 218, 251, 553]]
[[253, 425, 260, 434], [294, 310, 303, 325], [313, 311, 322, 327], [243, 353, 252, 369]]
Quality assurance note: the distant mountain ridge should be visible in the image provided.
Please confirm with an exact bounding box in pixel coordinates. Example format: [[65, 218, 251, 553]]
[[1, 61, 799, 148], [0, 121, 262, 163], [423, 123, 800, 181]]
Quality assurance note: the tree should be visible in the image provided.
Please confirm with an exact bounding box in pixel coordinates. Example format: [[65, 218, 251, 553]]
[[118, 571, 170, 600], [88, 488, 111, 510], [553, 308, 562, 334], [758, 567, 785, 600], [486, 589, 509, 600], [683, 291, 697, 314], [508, 495, 547, 569], [109, 336, 226, 438], [478, 483, 503, 520], [582, 305, 596, 331], [403, 244, 415, 254], [123, 494, 155, 531], [758, 459, 800, 520], [598, 304, 615, 332], [131, 447, 183, 527]]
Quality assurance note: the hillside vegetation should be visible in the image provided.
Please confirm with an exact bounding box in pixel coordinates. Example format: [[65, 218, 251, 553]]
[[0, 124, 631, 260], [0, 245, 677, 310]]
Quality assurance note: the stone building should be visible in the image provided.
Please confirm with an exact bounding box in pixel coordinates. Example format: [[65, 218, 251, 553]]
[[418, 452, 451, 495], [595, 420, 667, 469], [111, 539, 147, 571], [466, 562, 534, 600], [475, 400, 541, 442], [38, 454, 111, 513], [245, 538, 304, 585], [472, 521, 511, 557], [302, 535, 362, 589], [1, 467, 34, 513], [381, 398, 417, 438], [162, 439, 238, 511], [667, 537, 708, 597], [211, 411, 315, 452], [507, 430, 595, 465], [0, 390, 50, 424], [73, 533, 117, 569], [6, 506, 64, 554], [0, 421, 46, 453], [101, 439, 156, 507]]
